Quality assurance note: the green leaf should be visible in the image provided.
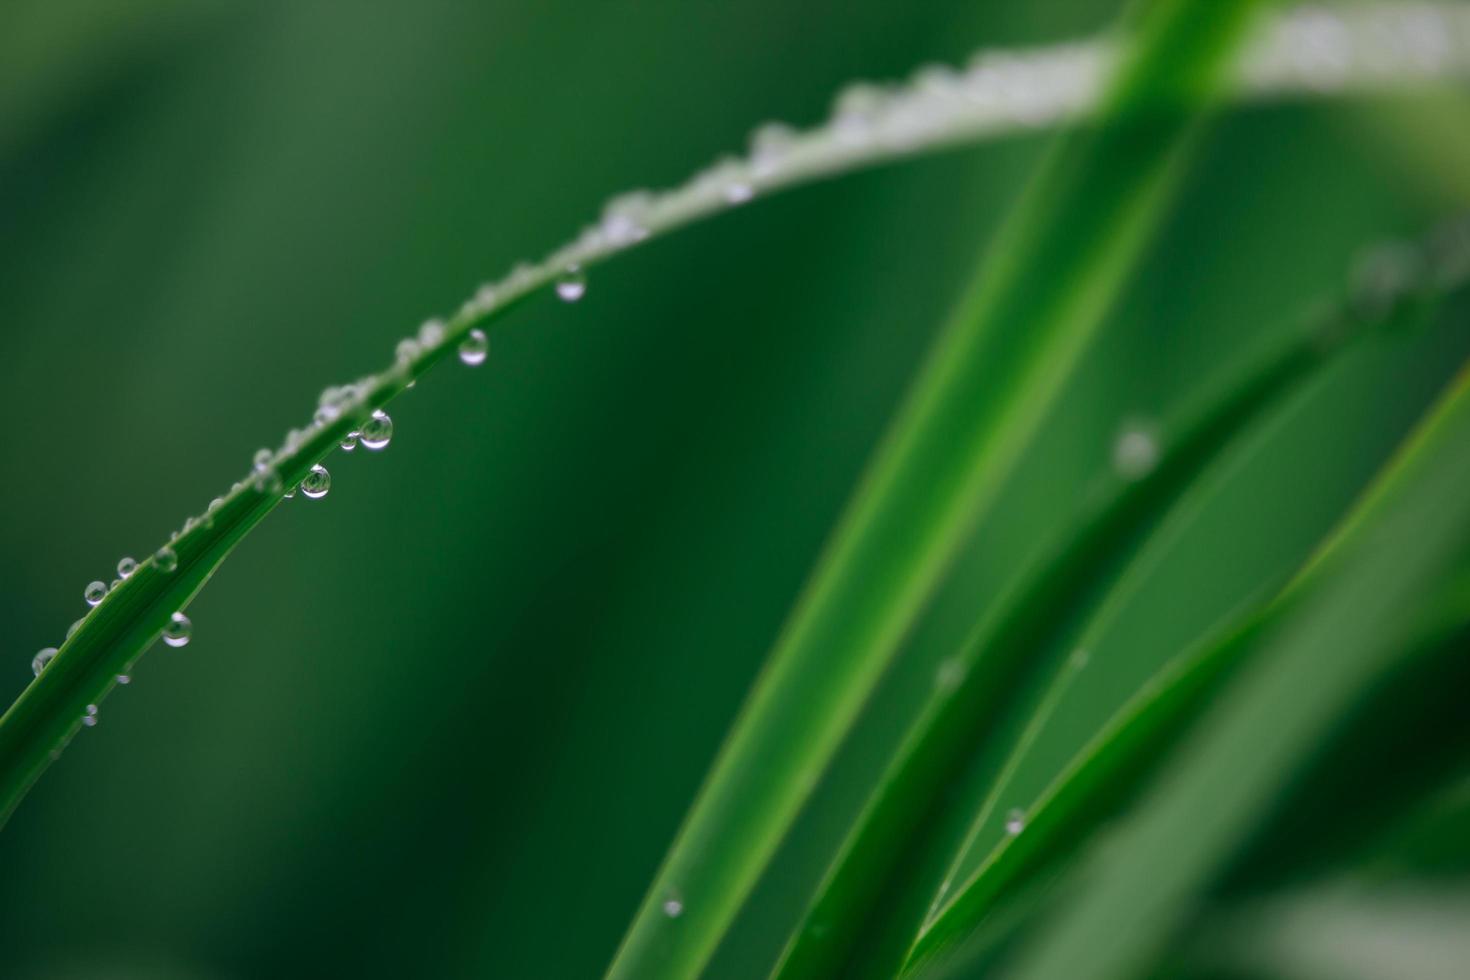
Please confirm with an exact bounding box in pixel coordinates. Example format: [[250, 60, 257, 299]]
[[992, 360, 1470, 980], [881, 225, 1468, 977], [771, 259, 1381, 980], [604, 3, 1266, 977]]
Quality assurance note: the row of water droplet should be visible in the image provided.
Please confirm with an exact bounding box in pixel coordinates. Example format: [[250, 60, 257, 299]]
[[25, 0, 1470, 771], [33, 548, 193, 728], [365, 2, 1470, 410]]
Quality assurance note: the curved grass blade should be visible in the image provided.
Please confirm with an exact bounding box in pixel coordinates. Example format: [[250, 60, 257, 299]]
[[605, 3, 1268, 976], [912, 384, 1470, 980], [1210, 562, 1470, 896], [769, 256, 1379, 979], [771, 208, 1470, 980], [3, 1, 1465, 832], [903, 595, 1289, 979], [905, 354, 1470, 980], [992, 358, 1470, 980], [1183, 879, 1470, 980]]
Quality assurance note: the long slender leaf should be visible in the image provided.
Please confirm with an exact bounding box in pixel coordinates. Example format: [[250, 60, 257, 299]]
[[11, 1, 1452, 836], [604, 4, 1266, 976], [903, 356, 1470, 979], [769, 239, 1403, 980], [884, 224, 1470, 975], [993, 359, 1470, 980], [4, 0, 1460, 836]]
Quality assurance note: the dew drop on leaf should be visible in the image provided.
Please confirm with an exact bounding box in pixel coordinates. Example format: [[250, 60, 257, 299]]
[[117, 557, 137, 579], [723, 178, 755, 204], [162, 611, 192, 648], [82, 704, 98, 727], [1004, 808, 1026, 835], [84, 581, 107, 606], [154, 546, 178, 573], [31, 648, 57, 677], [395, 337, 422, 365], [254, 466, 283, 494], [300, 463, 331, 499], [359, 410, 393, 451], [459, 328, 489, 367], [556, 265, 587, 302], [1112, 419, 1160, 480], [935, 658, 966, 692]]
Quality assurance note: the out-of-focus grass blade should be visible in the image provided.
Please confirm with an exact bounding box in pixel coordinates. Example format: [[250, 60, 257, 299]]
[[907, 551, 1470, 978], [1173, 879, 1470, 980], [604, 3, 1265, 977], [878, 229, 1470, 978], [1214, 566, 1470, 898], [897, 595, 1278, 978], [0, 371, 402, 826], [901, 386, 1470, 979], [991, 360, 1470, 980], [770, 234, 1415, 979]]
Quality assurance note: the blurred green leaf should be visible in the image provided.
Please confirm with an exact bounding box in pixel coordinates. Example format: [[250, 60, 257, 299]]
[[994, 360, 1470, 980], [772, 242, 1394, 980], [606, 3, 1264, 976]]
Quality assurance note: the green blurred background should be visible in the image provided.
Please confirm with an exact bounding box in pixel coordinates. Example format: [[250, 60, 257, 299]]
[[2, 2, 1466, 978]]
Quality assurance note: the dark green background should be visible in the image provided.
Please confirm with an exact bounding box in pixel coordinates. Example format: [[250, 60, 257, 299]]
[[2, 2, 1466, 977]]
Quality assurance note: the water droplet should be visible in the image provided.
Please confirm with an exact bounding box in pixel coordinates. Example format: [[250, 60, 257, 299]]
[[300, 463, 331, 500], [459, 328, 489, 367], [253, 448, 274, 470], [359, 409, 393, 451], [341, 431, 360, 452], [600, 191, 652, 246], [723, 179, 755, 205], [283, 484, 297, 499], [1112, 419, 1160, 480], [417, 318, 446, 348], [662, 891, 684, 918], [32, 648, 57, 677], [117, 673, 131, 685], [935, 658, 967, 692], [1004, 808, 1026, 835], [314, 404, 341, 427], [254, 466, 284, 494], [749, 121, 797, 178], [155, 546, 178, 573], [66, 619, 83, 639], [84, 581, 107, 606], [832, 82, 888, 144], [162, 611, 192, 648], [395, 337, 422, 365], [117, 556, 138, 579], [1350, 241, 1422, 319], [110, 578, 122, 590], [82, 704, 98, 727], [556, 265, 587, 302]]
